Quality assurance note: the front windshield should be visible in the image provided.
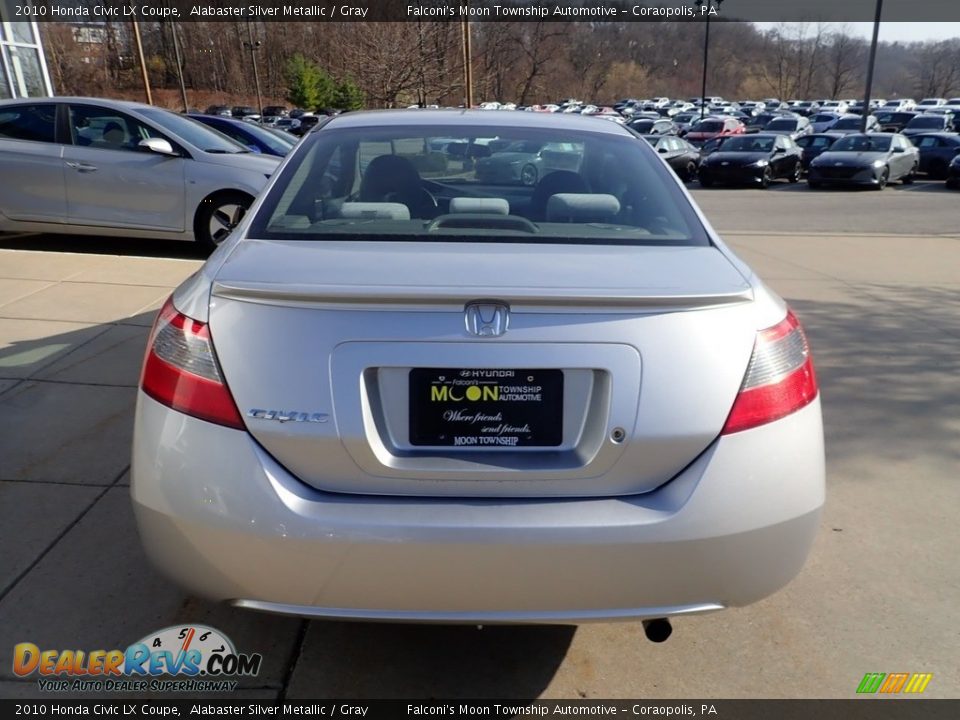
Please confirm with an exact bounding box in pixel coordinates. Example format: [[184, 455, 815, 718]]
[[249, 124, 709, 247], [139, 109, 247, 153], [239, 122, 296, 154], [830, 136, 892, 152], [721, 136, 775, 152]]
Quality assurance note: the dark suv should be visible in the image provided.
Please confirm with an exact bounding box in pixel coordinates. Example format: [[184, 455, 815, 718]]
[[231, 106, 258, 118]]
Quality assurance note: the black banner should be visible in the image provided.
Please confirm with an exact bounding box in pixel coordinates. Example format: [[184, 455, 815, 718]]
[[1, 699, 959, 718], [11, 0, 960, 23]]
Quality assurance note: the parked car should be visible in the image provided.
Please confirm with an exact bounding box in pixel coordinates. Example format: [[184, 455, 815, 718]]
[[205, 105, 232, 117], [188, 114, 296, 157], [910, 133, 960, 178], [901, 113, 954, 138], [763, 115, 812, 139], [829, 114, 879, 135], [474, 140, 583, 186], [684, 116, 745, 147], [916, 98, 946, 109], [791, 101, 820, 117], [808, 133, 919, 189], [698, 133, 802, 187], [274, 117, 301, 133], [874, 111, 918, 133], [882, 99, 917, 111], [291, 114, 322, 136], [809, 112, 842, 133], [0, 97, 279, 250], [628, 117, 677, 135], [641, 134, 701, 181], [131, 109, 824, 628], [794, 133, 841, 171], [672, 112, 699, 134], [819, 100, 849, 115], [946, 153, 960, 188], [230, 106, 258, 119]]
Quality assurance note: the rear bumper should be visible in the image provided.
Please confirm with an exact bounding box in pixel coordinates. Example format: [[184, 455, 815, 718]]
[[131, 393, 824, 623]]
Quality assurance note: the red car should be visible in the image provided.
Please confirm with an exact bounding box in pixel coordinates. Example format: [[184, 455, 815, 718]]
[[683, 116, 746, 147]]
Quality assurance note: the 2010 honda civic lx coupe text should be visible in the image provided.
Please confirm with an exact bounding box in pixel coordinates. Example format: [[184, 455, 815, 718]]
[[132, 110, 824, 629]]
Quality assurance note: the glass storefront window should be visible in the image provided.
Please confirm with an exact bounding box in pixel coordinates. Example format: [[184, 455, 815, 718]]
[[4, 45, 47, 97], [0, 59, 10, 99], [2, 1, 40, 45]]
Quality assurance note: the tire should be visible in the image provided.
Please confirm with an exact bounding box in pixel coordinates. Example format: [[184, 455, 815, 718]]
[[520, 164, 538, 187], [194, 191, 252, 253], [875, 167, 889, 190], [901, 164, 917, 184], [698, 175, 713, 188], [789, 163, 802, 183], [946, 177, 958, 190], [759, 167, 772, 189], [684, 162, 697, 182]]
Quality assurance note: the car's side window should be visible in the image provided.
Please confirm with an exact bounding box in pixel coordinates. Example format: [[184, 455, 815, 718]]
[[0, 104, 57, 143], [68, 104, 164, 152]]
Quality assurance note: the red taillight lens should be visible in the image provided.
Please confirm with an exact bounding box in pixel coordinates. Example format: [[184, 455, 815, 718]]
[[140, 296, 244, 429], [721, 309, 818, 435]]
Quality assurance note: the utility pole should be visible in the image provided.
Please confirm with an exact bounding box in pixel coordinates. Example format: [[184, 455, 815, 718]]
[[131, 20, 152, 105], [461, 17, 473, 108], [245, 22, 264, 119], [170, 23, 188, 112], [861, 0, 884, 133], [696, 0, 724, 120]]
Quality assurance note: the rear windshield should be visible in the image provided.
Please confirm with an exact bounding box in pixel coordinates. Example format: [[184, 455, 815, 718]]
[[249, 124, 710, 246], [722, 136, 774, 152], [691, 120, 723, 132], [830, 136, 892, 152], [797, 136, 834, 149], [812, 114, 837, 122], [906, 116, 944, 128], [832, 117, 862, 129], [765, 119, 798, 130]]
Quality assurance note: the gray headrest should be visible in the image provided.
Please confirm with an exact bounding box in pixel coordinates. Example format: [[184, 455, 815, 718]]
[[545, 193, 621, 222], [449, 197, 510, 215], [337, 202, 410, 220]]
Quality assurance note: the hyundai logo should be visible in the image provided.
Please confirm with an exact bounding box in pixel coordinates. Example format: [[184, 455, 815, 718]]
[[465, 301, 509, 337]]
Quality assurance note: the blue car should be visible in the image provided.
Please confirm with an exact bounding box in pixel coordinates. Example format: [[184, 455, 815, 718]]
[[187, 114, 295, 157]]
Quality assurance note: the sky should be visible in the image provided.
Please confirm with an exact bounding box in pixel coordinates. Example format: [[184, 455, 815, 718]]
[[754, 22, 960, 42]]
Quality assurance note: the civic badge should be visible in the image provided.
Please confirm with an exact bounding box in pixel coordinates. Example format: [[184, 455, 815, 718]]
[[465, 301, 509, 337]]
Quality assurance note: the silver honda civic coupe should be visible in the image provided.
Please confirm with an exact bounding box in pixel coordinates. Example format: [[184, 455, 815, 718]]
[[132, 110, 824, 627]]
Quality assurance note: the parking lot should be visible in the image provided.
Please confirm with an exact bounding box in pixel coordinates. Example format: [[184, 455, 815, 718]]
[[1, 184, 958, 699]]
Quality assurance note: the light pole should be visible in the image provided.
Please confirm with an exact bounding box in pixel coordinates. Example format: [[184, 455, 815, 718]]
[[461, 17, 473, 108], [244, 22, 264, 120], [169, 22, 188, 112], [861, 0, 884, 134], [695, 0, 724, 120], [131, 20, 152, 105]]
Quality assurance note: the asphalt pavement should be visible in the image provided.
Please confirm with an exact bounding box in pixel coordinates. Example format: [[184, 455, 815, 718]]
[[1, 185, 958, 699]]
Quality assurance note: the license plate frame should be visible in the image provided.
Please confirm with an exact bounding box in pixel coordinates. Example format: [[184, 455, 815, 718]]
[[408, 368, 564, 448]]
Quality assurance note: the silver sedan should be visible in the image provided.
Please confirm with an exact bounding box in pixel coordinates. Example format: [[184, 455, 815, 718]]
[[132, 110, 824, 631], [0, 97, 280, 250]]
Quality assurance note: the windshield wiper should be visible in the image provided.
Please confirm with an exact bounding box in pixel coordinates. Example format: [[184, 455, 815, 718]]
[[205, 148, 249, 154]]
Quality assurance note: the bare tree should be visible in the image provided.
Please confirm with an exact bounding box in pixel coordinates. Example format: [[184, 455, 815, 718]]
[[825, 28, 865, 100]]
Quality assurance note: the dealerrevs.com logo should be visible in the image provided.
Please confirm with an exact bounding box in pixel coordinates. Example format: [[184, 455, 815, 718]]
[[13, 625, 262, 693]]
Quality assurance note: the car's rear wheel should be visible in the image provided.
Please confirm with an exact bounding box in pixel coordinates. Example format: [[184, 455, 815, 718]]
[[684, 162, 698, 182], [194, 191, 253, 253], [789, 163, 802, 183], [901, 164, 917, 184]]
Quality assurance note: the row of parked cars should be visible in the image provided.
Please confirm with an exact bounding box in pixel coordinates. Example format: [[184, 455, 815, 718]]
[[644, 129, 960, 190]]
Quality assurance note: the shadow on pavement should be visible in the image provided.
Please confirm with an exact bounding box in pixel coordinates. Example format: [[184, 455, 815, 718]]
[[0, 232, 208, 260]]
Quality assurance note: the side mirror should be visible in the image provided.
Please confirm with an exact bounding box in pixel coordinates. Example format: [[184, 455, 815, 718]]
[[892, 146, 905, 153], [658, 147, 668, 153], [773, 147, 786, 154], [138, 138, 178, 156]]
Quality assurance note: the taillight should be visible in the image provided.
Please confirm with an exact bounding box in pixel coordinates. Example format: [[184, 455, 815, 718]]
[[721, 309, 818, 435], [140, 296, 244, 429]]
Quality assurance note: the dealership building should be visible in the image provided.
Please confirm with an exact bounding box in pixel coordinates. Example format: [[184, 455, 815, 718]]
[[0, 8, 53, 99]]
